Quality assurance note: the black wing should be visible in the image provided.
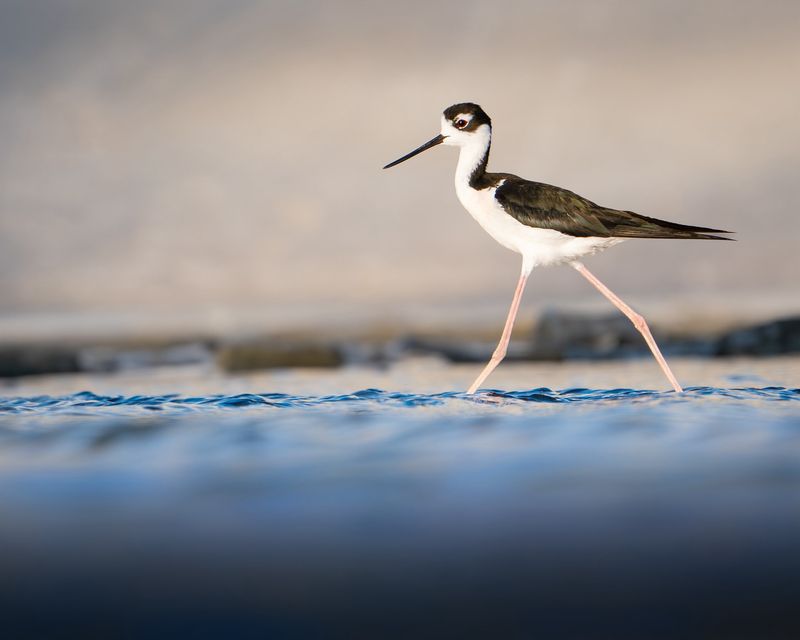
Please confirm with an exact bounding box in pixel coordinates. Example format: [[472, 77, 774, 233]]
[[493, 176, 734, 240]]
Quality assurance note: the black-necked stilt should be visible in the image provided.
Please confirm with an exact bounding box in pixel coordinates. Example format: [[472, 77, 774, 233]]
[[383, 102, 733, 394]]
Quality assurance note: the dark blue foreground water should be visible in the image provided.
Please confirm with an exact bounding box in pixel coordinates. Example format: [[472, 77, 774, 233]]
[[1, 386, 799, 638]]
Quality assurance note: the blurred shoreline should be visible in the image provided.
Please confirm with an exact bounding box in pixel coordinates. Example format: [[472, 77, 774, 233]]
[[1, 297, 797, 382], [2, 354, 798, 398]]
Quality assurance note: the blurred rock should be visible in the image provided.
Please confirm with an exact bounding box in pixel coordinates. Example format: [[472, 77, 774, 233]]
[[716, 317, 800, 356], [0, 345, 81, 378], [530, 309, 657, 360], [217, 340, 343, 371], [654, 337, 719, 358], [396, 336, 532, 363], [378, 310, 713, 363], [78, 342, 214, 372]]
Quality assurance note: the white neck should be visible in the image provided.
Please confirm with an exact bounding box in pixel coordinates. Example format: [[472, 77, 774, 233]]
[[454, 125, 491, 189]]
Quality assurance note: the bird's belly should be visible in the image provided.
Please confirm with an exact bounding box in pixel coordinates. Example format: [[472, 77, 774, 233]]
[[456, 185, 623, 267]]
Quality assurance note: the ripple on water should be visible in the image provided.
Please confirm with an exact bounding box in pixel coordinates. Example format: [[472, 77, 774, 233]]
[[0, 386, 797, 416]]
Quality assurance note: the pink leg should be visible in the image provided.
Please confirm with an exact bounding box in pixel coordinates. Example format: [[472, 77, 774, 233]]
[[467, 267, 530, 394], [572, 261, 683, 392]]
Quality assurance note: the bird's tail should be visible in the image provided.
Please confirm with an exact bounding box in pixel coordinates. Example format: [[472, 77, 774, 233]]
[[608, 211, 735, 240]]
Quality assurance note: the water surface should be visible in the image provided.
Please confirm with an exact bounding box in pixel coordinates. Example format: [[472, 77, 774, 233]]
[[1, 385, 798, 638]]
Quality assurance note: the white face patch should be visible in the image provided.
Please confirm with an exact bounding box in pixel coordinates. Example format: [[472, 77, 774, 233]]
[[440, 113, 482, 146]]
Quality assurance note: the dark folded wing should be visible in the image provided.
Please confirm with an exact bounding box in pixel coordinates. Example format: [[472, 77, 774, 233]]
[[493, 176, 734, 240]]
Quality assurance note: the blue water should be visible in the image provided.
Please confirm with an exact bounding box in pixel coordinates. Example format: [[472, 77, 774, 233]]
[[2, 384, 798, 413], [1, 386, 799, 637]]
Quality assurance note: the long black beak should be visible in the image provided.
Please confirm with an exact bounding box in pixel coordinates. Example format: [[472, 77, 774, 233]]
[[383, 134, 445, 169]]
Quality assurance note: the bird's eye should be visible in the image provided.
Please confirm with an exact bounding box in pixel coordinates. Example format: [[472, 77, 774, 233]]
[[455, 119, 468, 129]]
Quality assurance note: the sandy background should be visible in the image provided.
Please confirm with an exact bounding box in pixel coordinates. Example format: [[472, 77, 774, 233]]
[[1, 1, 798, 336]]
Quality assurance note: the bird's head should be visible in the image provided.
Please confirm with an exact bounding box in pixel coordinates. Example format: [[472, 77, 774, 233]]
[[383, 102, 491, 169], [440, 103, 492, 146]]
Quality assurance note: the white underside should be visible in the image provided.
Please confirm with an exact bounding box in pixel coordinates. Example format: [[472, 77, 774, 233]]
[[456, 181, 624, 271], [446, 122, 623, 274]]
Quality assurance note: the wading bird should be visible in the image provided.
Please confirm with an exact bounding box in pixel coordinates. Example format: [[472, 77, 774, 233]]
[[383, 103, 732, 394]]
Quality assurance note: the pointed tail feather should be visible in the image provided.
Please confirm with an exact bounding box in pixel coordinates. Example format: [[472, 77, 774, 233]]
[[607, 210, 735, 240]]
